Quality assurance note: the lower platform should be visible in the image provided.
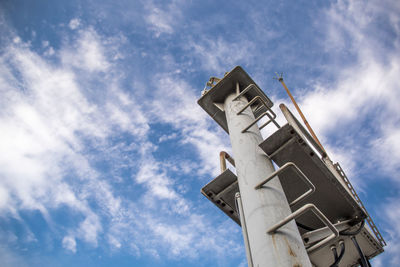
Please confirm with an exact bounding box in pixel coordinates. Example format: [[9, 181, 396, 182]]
[[201, 169, 240, 225], [201, 170, 384, 266]]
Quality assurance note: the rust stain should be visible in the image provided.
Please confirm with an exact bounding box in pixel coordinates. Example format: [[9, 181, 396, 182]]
[[272, 234, 302, 266], [288, 246, 296, 257], [271, 234, 278, 252], [284, 236, 297, 258]]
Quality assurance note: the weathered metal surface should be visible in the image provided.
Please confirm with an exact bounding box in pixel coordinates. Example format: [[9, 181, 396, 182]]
[[197, 66, 273, 133], [224, 91, 311, 266]]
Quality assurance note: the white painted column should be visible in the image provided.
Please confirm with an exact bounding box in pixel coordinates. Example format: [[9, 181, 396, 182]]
[[224, 90, 311, 267]]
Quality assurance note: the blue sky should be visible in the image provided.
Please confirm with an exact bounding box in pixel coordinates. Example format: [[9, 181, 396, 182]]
[[0, 0, 399, 266]]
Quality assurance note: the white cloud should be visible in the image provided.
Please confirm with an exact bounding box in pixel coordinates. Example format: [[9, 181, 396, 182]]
[[44, 46, 55, 56], [69, 18, 81, 30], [78, 213, 102, 246], [61, 29, 109, 72], [188, 37, 255, 72], [0, 186, 9, 211], [148, 73, 230, 176], [62, 235, 77, 253], [145, 7, 174, 36], [0, 14, 249, 263], [108, 234, 122, 249], [0, 26, 240, 262], [377, 199, 400, 266], [42, 40, 49, 48], [144, 1, 183, 37], [12, 36, 21, 44], [0, 28, 150, 253], [158, 132, 177, 142]]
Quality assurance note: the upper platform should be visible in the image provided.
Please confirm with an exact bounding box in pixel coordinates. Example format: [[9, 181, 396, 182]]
[[258, 105, 367, 229], [198, 66, 273, 133]]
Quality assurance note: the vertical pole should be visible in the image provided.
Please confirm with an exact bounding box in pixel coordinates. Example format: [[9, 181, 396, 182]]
[[278, 77, 327, 156], [235, 192, 253, 267], [224, 88, 311, 267]]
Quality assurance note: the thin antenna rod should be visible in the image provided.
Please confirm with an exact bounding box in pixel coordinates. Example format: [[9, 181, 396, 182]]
[[276, 74, 327, 156]]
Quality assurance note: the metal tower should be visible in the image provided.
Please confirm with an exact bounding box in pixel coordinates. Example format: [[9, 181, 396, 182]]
[[198, 66, 385, 267]]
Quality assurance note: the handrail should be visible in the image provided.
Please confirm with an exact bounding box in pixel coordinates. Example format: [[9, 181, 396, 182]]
[[219, 151, 235, 173], [276, 75, 327, 156], [280, 104, 327, 158]]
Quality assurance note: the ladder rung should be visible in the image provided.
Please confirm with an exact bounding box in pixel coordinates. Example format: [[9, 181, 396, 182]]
[[234, 87, 280, 133], [255, 162, 315, 207], [267, 203, 339, 253]]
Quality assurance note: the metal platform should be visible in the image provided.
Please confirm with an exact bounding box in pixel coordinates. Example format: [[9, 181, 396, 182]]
[[259, 115, 366, 230], [198, 66, 273, 133], [201, 169, 240, 225]]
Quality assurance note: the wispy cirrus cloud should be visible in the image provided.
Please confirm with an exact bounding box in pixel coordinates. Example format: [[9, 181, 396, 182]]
[[0, 19, 243, 264], [188, 37, 255, 73], [143, 0, 185, 37], [0, 25, 147, 252]]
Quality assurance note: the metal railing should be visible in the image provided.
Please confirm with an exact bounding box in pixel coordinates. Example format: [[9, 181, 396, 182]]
[[334, 163, 386, 247], [219, 151, 235, 173]]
